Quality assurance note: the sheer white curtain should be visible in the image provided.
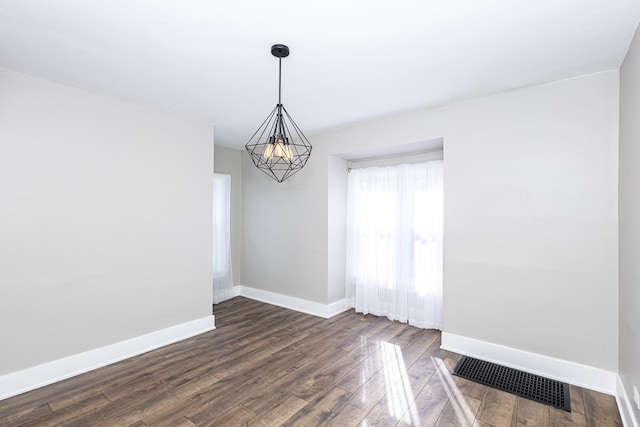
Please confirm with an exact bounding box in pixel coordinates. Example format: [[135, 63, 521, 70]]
[[346, 160, 443, 329], [213, 173, 234, 303]]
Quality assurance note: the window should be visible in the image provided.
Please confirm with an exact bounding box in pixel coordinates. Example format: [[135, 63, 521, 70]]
[[346, 160, 443, 329], [213, 173, 234, 303]]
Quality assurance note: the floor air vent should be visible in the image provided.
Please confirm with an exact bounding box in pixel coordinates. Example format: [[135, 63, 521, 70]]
[[452, 356, 571, 412]]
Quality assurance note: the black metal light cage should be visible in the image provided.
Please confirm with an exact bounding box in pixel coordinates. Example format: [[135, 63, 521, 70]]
[[245, 44, 312, 183]]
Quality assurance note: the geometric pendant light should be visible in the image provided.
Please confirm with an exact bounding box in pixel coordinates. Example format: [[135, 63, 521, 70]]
[[245, 44, 312, 183]]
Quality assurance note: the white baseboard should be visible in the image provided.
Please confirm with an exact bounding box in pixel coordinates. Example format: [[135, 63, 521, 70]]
[[0, 315, 215, 401], [441, 332, 617, 395], [327, 298, 349, 318], [235, 285, 349, 319], [617, 374, 640, 427]]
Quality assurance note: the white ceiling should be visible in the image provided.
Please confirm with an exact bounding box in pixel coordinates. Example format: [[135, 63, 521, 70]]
[[1, 1, 639, 148]]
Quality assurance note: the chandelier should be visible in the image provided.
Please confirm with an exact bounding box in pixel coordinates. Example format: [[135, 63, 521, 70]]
[[245, 44, 312, 183]]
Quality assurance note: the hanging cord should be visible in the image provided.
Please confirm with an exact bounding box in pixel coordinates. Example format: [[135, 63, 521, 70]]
[[277, 56, 283, 136], [278, 56, 282, 106]]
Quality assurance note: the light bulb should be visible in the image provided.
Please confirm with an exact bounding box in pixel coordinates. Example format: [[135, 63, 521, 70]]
[[263, 143, 275, 160], [274, 141, 286, 157], [274, 135, 288, 158], [284, 144, 293, 161]]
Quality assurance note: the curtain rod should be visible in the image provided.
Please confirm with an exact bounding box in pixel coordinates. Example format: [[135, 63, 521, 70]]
[[348, 148, 443, 172], [349, 147, 442, 164]]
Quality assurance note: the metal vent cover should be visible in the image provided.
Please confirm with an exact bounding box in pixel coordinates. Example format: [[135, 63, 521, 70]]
[[452, 356, 571, 412]]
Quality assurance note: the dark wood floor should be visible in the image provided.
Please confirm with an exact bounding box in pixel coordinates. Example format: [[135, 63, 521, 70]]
[[0, 297, 622, 426]]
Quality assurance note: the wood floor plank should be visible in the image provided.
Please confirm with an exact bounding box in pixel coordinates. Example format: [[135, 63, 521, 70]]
[[358, 338, 448, 426], [324, 318, 393, 355], [241, 345, 350, 414], [368, 321, 412, 345], [569, 384, 586, 415], [20, 394, 111, 427], [476, 388, 517, 427], [95, 374, 220, 426], [209, 331, 311, 381], [393, 324, 428, 343], [64, 383, 172, 427], [188, 404, 256, 427], [0, 370, 101, 420], [153, 416, 197, 427], [550, 407, 587, 426], [248, 395, 309, 426], [434, 393, 482, 427], [453, 377, 488, 402], [337, 317, 393, 355], [0, 297, 624, 427], [281, 386, 352, 426], [0, 402, 52, 427], [362, 381, 415, 426], [141, 379, 241, 426], [45, 387, 102, 414], [325, 372, 390, 426], [395, 359, 457, 427], [102, 347, 206, 401], [41, 349, 173, 413], [335, 344, 390, 393], [582, 388, 623, 426], [515, 396, 550, 426]]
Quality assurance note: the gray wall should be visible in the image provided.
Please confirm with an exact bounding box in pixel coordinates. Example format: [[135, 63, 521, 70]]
[[242, 71, 620, 371], [241, 150, 328, 302], [619, 23, 640, 417], [214, 145, 243, 287], [0, 68, 214, 375], [327, 155, 349, 304]]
